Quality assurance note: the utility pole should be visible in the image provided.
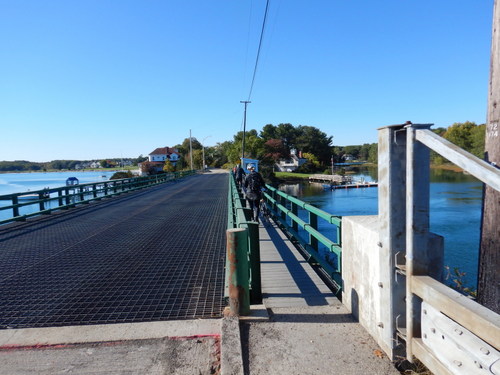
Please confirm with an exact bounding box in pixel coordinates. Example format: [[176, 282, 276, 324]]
[[478, 0, 500, 314], [240, 101, 251, 162], [189, 129, 193, 171]]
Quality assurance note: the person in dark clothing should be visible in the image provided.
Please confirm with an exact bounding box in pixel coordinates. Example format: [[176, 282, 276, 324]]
[[244, 164, 265, 221], [236, 165, 246, 188]]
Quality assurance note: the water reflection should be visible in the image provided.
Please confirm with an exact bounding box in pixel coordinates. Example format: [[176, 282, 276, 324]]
[[277, 167, 482, 289]]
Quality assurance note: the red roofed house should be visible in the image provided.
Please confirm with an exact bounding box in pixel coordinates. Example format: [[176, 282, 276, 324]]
[[137, 147, 180, 175], [148, 147, 180, 166]]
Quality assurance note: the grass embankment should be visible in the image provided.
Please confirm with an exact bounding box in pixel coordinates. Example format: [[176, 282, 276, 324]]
[[274, 172, 312, 180]]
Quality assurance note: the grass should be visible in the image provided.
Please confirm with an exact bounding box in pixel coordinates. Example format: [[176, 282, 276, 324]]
[[274, 172, 312, 179]]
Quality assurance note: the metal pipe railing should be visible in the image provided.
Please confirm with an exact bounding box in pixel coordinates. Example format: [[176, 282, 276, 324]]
[[262, 185, 342, 292], [226, 172, 261, 314], [0, 170, 195, 225]]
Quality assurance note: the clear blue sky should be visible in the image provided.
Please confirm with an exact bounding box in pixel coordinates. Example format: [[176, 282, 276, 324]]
[[0, 1, 494, 162]]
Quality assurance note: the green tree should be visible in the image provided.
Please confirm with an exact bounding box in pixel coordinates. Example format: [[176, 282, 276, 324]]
[[228, 129, 265, 164], [264, 139, 289, 163], [212, 141, 232, 167], [192, 149, 203, 169], [163, 159, 175, 173], [260, 124, 278, 141], [367, 143, 378, 163], [302, 152, 320, 168], [470, 124, 486, 158], [444, 122, 477, 151], [295, 125, 333, 166], [134, 154, 148, 165]]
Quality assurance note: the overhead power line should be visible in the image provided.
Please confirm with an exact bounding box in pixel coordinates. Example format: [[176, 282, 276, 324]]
[[247, 0, 270, 101]]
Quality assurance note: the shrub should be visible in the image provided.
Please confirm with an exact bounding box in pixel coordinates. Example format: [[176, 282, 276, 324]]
[[110, 171, 134, 180]]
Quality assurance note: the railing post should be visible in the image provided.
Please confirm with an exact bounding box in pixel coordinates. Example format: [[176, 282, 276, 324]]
[[246, 222, 262, 304], [38, 192, 45, 211], [226, 228, 250, 316], [58, 190, 63, 207], [309, 212, 318, 251], [377, 123, 408, 359], [65, 187, 71, 206], [291, 201, 299, 233], [280, 194, 287, 222], [405, 124, 431, 362], [12, 196, 19, 218]]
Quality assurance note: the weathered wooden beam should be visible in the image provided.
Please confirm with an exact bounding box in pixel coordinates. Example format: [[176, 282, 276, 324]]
[[414, 129, 500, 192], [411, 275, 500, 349], [412, 338, 454, 375]]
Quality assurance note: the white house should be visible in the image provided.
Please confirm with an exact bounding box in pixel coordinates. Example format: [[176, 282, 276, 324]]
[[138, 147, 180, 174], [275, 150, 307, 172], [148, 147, 180, 165]]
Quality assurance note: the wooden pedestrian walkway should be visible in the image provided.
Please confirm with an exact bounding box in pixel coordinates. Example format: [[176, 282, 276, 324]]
[[258, 218, 338, 308]]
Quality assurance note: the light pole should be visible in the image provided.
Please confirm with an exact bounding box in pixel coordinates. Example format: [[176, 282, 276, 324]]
[[189, 129, 193, 170], [202, 135, 212, 171]]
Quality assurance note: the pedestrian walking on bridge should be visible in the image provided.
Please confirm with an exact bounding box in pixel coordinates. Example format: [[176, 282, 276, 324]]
[[236, 165, 246, 188], [244, 164, 265, 221]]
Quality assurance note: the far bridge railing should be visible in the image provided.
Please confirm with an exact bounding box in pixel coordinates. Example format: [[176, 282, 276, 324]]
[[226, 171, 343, 316], [0, 170, 196, 226]]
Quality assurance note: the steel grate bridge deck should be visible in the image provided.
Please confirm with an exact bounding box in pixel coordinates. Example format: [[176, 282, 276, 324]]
[[0, 173, 228, 329]]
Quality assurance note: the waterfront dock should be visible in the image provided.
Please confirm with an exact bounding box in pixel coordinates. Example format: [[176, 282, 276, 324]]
[[326, 181, 378, 189]]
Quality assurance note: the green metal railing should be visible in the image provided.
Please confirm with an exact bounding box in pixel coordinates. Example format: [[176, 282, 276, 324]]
[[226, 172, 261, 315], [262, 185, 342, 292], [0, 171, 196, 225]]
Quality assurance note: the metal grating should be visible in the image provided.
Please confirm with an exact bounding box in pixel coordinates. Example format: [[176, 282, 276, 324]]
[[0, 174, 228, 329]]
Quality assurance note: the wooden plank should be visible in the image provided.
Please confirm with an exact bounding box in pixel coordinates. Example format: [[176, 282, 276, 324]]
[[412, 338, 454, 375], [415, 129, 500, 191], [411, 276, 500, 349]]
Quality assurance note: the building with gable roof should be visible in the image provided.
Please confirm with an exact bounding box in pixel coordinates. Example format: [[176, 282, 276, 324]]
[[148, 147, 180, 165], [138, 147, 181, 175]]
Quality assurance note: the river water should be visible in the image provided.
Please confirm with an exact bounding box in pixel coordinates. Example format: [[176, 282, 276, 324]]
[[279, 167, 482, 290], [0, 171, 116, 221]]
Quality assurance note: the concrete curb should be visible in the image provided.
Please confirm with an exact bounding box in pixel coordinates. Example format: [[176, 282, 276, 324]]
[[221, 316, 244, 375], [0, 319, 221, 348]]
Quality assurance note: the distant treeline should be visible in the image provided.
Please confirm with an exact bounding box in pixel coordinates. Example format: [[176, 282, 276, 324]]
[[0, 157, 147, 172], [332, 121, 485, 166], [430, 121, 485, 164], [332, 143, 378, 164]]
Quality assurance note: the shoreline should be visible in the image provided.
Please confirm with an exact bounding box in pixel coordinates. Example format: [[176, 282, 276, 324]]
[[273, 163, 466, 183], [0, 168, 128, 175]]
